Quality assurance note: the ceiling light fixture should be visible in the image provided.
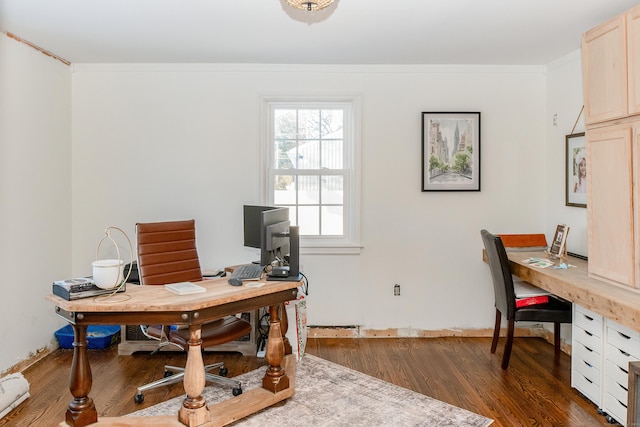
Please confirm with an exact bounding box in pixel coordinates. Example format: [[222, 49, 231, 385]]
[[285, 0, 334, 11]]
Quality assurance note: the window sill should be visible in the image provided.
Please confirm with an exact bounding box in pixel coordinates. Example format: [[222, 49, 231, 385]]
[[300, 244, 362, 255]]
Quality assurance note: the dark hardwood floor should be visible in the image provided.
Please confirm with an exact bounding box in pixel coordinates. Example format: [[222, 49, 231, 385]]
[[1, 337, 611, 426]]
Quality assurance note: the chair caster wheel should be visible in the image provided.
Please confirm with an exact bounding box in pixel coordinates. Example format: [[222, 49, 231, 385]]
[[605, 414, 617, 424], [232, 387, 242, 396], [219, 367, 228, 377], [134, 393, 144, 404]]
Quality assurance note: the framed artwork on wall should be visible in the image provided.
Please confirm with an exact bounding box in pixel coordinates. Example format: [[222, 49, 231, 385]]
[[565, 132, 586, 208], [421, 112, 481, 191]]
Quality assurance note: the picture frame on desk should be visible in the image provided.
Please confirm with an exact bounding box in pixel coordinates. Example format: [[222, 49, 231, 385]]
[[565, 132, 587, 208], [421, 112, 481, 192], [549, 224, 569, 258]]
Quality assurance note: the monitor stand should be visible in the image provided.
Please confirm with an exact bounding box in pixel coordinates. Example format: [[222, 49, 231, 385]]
[[267, 273, 303, 282]]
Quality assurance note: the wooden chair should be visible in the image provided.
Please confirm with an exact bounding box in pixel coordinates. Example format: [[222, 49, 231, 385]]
[[480, 229, 572, 369], [133, 219, 252, 403]]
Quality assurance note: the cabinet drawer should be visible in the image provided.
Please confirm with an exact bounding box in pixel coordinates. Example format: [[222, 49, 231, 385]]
[[608, 320, 640, 341], [608, 343, 639, 370], [572, 369, 602, 406], [574, 353, 601, 385], [607, 359, 631, 389], [606, 373, 629, 407], [604, 392, 628, 426], [575, 325, 604, 352], [608, 326, 640, 359], [573, 341, 602, 370], [574, 306, 603, 336]]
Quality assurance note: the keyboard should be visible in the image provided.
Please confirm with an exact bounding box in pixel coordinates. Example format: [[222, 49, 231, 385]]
[[229, 263, 264, 281]]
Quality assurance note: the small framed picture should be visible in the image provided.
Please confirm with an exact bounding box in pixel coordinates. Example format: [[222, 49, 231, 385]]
[[421, 112, 481, 191], [566, 132, 586, 208], [549, 224, 569, 258]]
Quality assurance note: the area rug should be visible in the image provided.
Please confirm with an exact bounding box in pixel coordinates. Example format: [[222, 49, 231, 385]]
[[129, 354, 493, 426]]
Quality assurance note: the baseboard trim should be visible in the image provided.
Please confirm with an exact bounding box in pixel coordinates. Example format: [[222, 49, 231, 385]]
[[307, 326, 572, 355], [3, 344, 57, 376]]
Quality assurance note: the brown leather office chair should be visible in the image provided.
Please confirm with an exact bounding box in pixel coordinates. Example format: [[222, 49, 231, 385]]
[[481, 229, 572, 369], [134, 219, 252, 403]]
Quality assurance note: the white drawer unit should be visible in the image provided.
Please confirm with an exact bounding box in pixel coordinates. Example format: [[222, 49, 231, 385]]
[[572, 305, 604, 407], [602, 320, 640, 426]]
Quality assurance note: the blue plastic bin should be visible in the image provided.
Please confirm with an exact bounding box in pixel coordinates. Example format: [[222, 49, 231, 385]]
[[55, 325, 121, 349]]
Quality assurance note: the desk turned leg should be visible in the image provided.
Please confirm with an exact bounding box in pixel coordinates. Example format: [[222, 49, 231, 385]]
[[66, 324, 97, 427], [178, 325, 210, 426], [280, 303, 293, 355], [262, 304, 290, 393]]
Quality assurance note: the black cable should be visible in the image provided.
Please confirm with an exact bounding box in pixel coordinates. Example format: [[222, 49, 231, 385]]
[[256, 308, 271, 351], [299, 272, 309, 295]]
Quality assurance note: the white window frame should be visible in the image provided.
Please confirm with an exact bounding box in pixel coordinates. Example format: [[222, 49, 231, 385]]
[[260, 95, 362, 255]]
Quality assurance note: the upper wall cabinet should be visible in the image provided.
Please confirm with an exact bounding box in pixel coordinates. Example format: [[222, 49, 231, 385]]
[[582, 14, 627, 125], [583, 5, 640, 125], [629, 6, 640, 116]]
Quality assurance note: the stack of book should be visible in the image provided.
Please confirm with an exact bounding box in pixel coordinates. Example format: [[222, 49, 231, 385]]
[[52, 277, 125, 300], [514, 279, 550, 308]]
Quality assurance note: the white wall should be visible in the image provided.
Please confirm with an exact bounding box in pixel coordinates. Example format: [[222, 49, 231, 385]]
[[545, 50, 588, 256], [0, 40, 587, 373], [0, 36, 71, 373], [71, 64, 548, 331]]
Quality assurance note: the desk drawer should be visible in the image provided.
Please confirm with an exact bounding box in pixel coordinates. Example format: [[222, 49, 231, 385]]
[[604, 392, 628, 426], [573, 341, 601, 370], [572, 369, 601, 406], [606, 360, 629, 400], [574, 352, 601, 386], [574, 306, 603, 336], [608, 320, 640, 341], [608, 327, 640, 360], [575, 325, 604, 352], [608, 343, 639, 372], [606, 372, 629, 407]]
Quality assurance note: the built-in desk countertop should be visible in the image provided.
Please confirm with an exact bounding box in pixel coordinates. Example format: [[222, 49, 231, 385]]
[[483, 250, 640, 333]]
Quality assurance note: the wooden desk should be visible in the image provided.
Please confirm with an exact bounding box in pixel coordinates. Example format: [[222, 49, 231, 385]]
[[483, 250, 640, 332], [46, 277, 300, 427]]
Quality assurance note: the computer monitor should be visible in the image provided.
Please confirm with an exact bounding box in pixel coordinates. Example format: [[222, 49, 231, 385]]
[[243, 205, 290, 267]]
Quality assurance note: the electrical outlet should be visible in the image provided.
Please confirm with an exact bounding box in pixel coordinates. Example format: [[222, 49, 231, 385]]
[[394, 284, 400, 296]]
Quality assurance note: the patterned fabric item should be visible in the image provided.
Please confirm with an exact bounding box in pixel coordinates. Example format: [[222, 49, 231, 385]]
[[0, 373, 30, 419]]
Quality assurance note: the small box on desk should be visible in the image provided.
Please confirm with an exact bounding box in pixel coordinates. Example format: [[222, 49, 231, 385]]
[[52, 280, 126, 300]]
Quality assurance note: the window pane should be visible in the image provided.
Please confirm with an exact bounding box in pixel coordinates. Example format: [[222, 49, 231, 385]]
[[274, 110, 298, 139], [298, 175, 319, 205], [321, 110, 344, 138], [276, 139, 296, 169], [297, 140, 320, 169], [321, 140, 343, 169], [298, 206, 319, 235], [298, 110, 320, 139], [322, 176, 343, 204], [274, 175, 296, 204], [321, 206, 343, 235]]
